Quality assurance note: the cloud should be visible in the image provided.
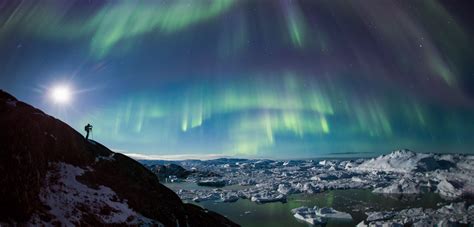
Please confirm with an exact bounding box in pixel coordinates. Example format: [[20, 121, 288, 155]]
[[113, 149, 231, 160]]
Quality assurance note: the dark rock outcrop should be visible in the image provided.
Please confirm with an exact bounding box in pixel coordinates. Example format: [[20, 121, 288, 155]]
[[149, 163, 192, 181], [142, 161, 222, 180], [416, 157, 456, 172], [0, 90, 238, 226]]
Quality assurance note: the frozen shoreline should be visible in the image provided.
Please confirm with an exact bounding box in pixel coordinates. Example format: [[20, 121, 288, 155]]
[[142, 149, 474, 225]]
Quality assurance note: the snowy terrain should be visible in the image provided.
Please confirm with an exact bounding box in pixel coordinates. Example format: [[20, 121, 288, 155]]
[[29, 162, 163, 226]]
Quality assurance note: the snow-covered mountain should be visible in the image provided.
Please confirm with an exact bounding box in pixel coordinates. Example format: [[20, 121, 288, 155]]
[[352, 149, 473, 198], [352, 149, 431, 173], [352, 149, 463, 173], [0, 90, 238, 226]]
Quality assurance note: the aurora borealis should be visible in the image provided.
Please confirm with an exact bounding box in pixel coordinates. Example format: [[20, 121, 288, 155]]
[[1, 0, 473, 158]]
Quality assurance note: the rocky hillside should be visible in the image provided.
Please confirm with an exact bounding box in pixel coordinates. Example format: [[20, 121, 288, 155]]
[[0, 90, 238, 226]]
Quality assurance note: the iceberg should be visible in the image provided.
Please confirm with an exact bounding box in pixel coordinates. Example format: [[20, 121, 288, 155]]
[[316, 207, 352, 219], [291, 206, 352, 225], [359, 202, 473, 226], [250, 193, 286, 204], [291, 207, 326, 225], [372, 177, 421, 194]]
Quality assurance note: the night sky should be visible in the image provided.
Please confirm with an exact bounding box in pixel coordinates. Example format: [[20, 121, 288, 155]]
[[1, 0, 473, 159]]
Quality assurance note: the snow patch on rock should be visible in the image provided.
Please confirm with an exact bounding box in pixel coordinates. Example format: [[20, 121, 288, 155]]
[[30, 162, 162, 226], [6, 100, 17, 107], [95, 153, 116, 162]]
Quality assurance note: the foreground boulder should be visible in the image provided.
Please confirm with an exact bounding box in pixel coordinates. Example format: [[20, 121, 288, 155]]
[[0, 90, 238, 226]]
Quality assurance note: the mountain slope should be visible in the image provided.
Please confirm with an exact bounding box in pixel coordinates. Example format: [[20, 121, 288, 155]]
[[0, 90, 237, 226], [353, 149, 431, 173]]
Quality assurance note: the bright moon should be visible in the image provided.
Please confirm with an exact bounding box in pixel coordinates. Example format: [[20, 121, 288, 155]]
[[50, 85, 72, 104]]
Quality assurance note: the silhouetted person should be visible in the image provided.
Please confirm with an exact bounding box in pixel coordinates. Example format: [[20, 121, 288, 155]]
[[84, 123, 93, 140]]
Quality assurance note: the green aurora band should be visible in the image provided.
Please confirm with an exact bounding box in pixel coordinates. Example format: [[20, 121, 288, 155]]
[[80, 74, 473, 157], [1, 0, 473, 158]]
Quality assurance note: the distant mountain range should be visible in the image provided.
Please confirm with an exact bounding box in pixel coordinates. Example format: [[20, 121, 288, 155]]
[[0, 90, 238, 226]]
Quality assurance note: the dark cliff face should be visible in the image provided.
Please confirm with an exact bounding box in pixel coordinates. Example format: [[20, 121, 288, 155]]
[[0, 90, 238, 226]]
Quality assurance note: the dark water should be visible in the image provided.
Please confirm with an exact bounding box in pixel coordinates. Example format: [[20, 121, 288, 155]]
[[165, 183, 446, 227]]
